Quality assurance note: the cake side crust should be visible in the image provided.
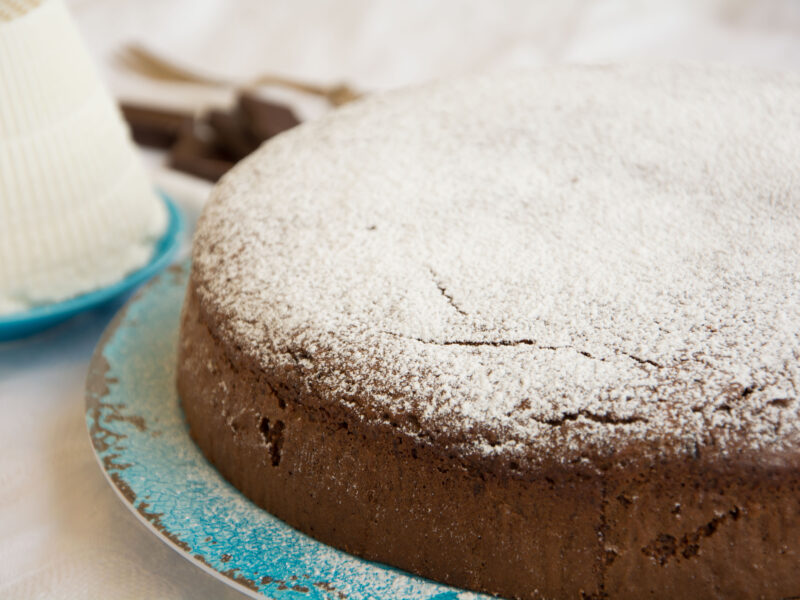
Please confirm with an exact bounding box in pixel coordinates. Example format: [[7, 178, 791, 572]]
[[178, 279, 800, 600]]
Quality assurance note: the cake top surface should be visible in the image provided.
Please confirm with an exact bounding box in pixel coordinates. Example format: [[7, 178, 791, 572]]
[[192, 64, 800, 474]]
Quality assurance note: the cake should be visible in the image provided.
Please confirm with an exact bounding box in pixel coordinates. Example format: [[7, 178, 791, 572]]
[[177, 65, 800, 599], [0, 0, 167, 315]]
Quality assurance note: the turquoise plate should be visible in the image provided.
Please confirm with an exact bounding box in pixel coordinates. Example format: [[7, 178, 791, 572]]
[[85, 262, 488, 600], [0, 193, 183, 342]]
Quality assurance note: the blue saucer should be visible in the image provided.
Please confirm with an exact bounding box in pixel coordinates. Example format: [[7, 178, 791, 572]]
[[0, 193, 183, 342]]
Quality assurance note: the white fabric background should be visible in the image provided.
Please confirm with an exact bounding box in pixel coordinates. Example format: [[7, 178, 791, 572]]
[[1, 1, 799, 598]]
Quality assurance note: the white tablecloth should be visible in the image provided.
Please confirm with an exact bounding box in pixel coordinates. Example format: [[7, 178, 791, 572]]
[[2, 1, 800, 597]]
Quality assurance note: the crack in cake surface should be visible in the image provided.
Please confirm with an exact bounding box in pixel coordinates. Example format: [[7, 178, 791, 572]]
[[382, 329, 665, 369], [426, 265, 469, 317]]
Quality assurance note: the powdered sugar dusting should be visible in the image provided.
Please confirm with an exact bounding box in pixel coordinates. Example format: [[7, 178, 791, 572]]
[[192, 64, 800, 471]]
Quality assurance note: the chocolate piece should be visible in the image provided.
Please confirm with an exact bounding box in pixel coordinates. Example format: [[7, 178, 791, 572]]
[[120, 103, 193, 149], [168, 123, 233, 182], [123, 94, 301, 182], [239, 92, 300, 141], [206, 108, 259, 162]]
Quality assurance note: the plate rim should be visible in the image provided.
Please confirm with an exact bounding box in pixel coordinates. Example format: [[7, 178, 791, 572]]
[[88, 439, 267, 599], [84, 265, 269, 600]]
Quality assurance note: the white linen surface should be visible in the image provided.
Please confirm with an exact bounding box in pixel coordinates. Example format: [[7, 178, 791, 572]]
[[1, 1, 799, 597]]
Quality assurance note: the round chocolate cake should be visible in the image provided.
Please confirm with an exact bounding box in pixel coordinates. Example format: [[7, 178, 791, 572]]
[[178, 65, 800, 599]]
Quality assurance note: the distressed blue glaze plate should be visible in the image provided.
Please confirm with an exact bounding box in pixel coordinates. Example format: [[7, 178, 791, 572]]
[[85, 261, 488, 600], [0, 193, 182, 342]]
